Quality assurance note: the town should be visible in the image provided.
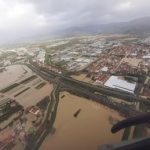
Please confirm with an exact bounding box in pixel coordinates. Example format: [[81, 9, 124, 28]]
[[0, 34, 149, 150]]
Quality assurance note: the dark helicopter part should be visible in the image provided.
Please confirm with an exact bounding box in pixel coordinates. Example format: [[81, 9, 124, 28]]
[[111, 112, 150, 133], [98, 112, 150, 150], [98, 136, 150, 150]]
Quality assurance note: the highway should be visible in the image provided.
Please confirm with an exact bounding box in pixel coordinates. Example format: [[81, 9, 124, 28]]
[[26, 63, 143, 118], [24, 63, 150, 150]]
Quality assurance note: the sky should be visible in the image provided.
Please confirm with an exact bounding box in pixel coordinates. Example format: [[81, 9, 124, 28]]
[[0, 0, 150, 44]]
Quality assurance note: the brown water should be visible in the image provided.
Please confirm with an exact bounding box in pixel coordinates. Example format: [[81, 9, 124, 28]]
[[0, 65, 53, 108], [0, 65, 53, 150], [0, 65, 33, 90], [71, 74, 92, 83], [15, 83, 53, 108], [40, 92, 124, 150]]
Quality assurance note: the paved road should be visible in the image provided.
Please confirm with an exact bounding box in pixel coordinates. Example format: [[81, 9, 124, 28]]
[[26, 63, 143, 117]]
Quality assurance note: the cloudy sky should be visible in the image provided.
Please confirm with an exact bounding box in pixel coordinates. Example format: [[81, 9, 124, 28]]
[[0, 0, 150, 44]]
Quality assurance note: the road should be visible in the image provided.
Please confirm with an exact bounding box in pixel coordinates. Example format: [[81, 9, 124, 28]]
[[24, 63, 150, 150], [26, 63, 143, 118]]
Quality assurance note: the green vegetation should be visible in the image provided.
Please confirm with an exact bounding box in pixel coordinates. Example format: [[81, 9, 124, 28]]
[[132, 125, 144, 138], [14, 87, 30, 97], [35, 82, 46, 89], [46, 38, 79, 52], [25, 83, 60, 150], [36, 96, 50, 110], [54, 61, 67, 68], [122, 127, 131, 141], [0, 51, 17, 61], [44, 53, 51, 65], [45, 53, 67, 70], [20, 75, 37, 84], [0, 83, 19, 93]]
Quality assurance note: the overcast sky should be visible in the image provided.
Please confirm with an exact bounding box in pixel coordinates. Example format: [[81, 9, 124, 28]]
[[0, 0, 150, 44]]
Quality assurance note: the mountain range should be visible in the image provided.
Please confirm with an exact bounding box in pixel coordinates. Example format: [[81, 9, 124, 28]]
[[63, 16, 150, 36], [2, 16, 150, 47]]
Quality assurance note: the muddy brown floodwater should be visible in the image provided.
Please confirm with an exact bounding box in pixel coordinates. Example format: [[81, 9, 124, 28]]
[[40, 92, 124, 150], [71, 74, 92, 83], [0, 65, 33, 90]]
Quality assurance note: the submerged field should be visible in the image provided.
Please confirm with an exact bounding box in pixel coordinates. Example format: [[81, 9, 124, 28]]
[[40, 91, 124, 150]]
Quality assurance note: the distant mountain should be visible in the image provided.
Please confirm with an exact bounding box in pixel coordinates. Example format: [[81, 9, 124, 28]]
[[107, 16, 150, 34], [1, 16, 150, 46], [63, 16, 150, 36]]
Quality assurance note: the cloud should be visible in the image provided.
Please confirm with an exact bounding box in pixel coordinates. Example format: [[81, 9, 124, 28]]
[[0, 0, 150, 44]]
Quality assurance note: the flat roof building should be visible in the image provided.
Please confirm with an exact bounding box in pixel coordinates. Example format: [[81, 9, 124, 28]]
[[104, 76, 136, 94]]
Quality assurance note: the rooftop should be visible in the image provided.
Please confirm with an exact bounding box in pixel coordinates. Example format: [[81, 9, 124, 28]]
[[104, 76, 136, 94]]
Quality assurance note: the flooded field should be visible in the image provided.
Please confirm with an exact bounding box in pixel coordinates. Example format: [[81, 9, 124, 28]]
[[0, 65, 33, 90], [0, 65, 53, 150], [0, 65, 53, 108], [40, 92, 124, 150], [71, 74, 92, 83], [15, 83, 53, 108]]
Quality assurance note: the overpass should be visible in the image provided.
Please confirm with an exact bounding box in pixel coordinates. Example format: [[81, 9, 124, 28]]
[[26, 63, 143, 117], [27, 63, 149, 104]]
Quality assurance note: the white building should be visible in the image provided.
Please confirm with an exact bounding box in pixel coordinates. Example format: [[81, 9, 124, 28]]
[[101, 66, 108, 72], [104, 76, 136, 94], [37, 50, 45, 63]]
